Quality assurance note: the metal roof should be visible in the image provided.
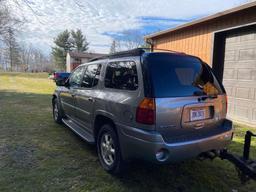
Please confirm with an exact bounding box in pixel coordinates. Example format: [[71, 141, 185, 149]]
[[145, 1, 256, 40]]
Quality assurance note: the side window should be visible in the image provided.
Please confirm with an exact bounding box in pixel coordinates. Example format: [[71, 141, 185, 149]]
[[104, 61, 138, 90], [69, 67, 84, 87], [81, 64, 101, 88]]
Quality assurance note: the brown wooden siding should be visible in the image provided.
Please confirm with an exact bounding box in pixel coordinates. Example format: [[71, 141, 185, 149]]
[[152, 7, 256, 65]]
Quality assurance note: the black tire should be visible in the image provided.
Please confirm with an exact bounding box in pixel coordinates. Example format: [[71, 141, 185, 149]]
[[52, 98, 63, 124], [97, 124, 124, 174]]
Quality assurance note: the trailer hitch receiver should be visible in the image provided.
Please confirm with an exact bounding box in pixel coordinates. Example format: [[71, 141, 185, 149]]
[[220, 131, 256, 183]]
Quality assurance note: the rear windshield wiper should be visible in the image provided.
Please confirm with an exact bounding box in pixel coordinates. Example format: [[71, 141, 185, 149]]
[[198, 95, 217, 101]]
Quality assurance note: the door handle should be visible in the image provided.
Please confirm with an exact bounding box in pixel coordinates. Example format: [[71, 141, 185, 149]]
[[88, 97, 95, 102]]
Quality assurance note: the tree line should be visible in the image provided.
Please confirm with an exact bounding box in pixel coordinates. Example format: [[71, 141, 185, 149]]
[[0, 0, 52, 72], [0, 0, 148, 72]]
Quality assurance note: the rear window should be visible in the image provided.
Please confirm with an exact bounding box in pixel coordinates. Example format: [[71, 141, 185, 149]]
[[143, 53, 224, 98]]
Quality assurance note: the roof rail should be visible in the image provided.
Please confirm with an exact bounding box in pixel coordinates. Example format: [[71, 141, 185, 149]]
[[89, 48, 146, 62], [151, 48, 186, 55], [89, 48, 186, 62]]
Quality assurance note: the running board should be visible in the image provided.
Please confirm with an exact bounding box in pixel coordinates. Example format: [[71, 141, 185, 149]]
[[62, 118, 95, 144]]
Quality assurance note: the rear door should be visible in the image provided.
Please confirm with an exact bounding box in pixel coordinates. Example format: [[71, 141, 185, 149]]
[[144, 53, 227, 143]]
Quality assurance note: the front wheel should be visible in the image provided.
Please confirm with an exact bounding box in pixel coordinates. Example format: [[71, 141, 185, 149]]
[[97, 124, 124, 174]]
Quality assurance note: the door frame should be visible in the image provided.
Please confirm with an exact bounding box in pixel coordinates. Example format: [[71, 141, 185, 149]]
[[211, 22, 256, 82]]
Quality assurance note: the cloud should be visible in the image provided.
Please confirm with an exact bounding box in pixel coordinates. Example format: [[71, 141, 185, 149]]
[[10, 0, 249, 54]]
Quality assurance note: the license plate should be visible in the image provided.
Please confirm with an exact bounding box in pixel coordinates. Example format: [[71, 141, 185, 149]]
[[190, 109, 205, 121]]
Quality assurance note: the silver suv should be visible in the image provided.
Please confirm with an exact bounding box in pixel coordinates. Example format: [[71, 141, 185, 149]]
[[52, 49, 233, 173]]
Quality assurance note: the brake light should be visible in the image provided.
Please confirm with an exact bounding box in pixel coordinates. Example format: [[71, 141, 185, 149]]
[[136, 98, 155, 125]]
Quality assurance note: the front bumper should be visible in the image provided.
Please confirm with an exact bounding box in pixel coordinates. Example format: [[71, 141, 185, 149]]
[[117, 119, 233, 163]]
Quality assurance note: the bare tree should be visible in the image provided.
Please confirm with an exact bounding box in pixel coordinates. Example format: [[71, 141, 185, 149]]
[[19, 44, 52, 72], [121, 31, 145, 50], [109, 40, 121, 54], [0, 2, 23, 38], [3, 28, 21, 71]]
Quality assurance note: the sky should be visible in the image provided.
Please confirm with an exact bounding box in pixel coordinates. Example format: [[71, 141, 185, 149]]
[[9, 0, 251, 54]]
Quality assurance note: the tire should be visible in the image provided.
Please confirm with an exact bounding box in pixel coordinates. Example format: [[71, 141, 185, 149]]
[[97, 124, 124, 174], [52, 98, 63, 124]]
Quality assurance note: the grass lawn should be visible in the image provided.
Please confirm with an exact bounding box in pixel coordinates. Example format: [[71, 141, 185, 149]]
[[0, 72, 256, 192]]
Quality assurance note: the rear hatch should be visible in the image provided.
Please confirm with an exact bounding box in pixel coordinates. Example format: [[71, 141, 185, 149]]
[[142, 53, 227, 143]]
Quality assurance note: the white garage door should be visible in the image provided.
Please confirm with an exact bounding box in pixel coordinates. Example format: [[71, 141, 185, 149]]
[[223, 27, 256, 126]]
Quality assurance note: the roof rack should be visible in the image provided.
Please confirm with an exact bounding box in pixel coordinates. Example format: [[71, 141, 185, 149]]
[[89, 48, 186, 62], [89, 48, 146, 62]]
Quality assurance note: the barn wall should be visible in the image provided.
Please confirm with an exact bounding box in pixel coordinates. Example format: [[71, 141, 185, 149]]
[[152, 7, 256, 65]]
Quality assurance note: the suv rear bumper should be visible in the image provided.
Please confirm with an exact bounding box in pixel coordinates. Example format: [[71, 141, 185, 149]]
[[117, 119, 233, 163]]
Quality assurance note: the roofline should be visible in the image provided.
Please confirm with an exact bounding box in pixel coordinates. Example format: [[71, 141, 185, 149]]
[[145, 1, 256, 40]]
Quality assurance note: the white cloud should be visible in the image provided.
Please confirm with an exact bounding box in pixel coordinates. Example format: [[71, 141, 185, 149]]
[[9, 0, 249, 54]]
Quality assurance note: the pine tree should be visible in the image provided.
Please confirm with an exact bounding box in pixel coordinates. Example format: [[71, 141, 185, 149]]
[[71, 29, 89, 52], [51, 30, 72, 70]]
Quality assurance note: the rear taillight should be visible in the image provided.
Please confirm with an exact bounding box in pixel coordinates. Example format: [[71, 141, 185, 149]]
[[136, 98, 155, 125]]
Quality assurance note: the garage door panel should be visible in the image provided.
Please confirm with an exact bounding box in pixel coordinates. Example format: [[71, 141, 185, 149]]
[[223, 27, 256, 125], [224, 60, 256, 67], [240, 33, 256, 41], [226, 42, 256, 51], [223, 80, 256, 88], [239, 48, 256, 60], [228, 97, 256, 121], [253, 109, 256, 121]]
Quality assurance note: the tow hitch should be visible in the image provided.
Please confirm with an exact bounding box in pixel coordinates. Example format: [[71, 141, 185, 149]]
[[219, 131, 256, 183]]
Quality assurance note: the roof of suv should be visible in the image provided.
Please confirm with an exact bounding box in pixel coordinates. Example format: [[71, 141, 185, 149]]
[[89, 48, 188, 62]]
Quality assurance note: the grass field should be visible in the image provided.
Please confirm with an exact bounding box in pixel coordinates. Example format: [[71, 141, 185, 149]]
[[0, 72, 256, 192]]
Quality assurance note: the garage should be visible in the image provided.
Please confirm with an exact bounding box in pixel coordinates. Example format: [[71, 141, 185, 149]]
[[223, 26, 256, 125], [145, 2, 256, 126]]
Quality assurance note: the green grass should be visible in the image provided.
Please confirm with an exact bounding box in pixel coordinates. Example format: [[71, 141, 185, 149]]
[[0, 72, 256, 192]]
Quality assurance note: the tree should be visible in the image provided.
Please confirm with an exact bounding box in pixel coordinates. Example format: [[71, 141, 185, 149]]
[[110, 31, 146, 52], [122, 31, 145, 50], [109, 40, 117, 54], [19, 44, 52, 72], [52, 30, 72, 70], [71, 29, 89, 52], [4, 28, 21, 71], [0, 2, 23, 39]]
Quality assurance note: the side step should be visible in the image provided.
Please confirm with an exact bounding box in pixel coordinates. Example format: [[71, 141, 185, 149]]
[[62, 118, 95, 144]]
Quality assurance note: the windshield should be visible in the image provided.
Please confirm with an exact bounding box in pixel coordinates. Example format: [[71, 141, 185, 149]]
[[143, 53, 224, 98]]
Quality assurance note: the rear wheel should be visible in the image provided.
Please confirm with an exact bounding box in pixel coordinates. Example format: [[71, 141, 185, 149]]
[[97, 124, 124, 174], [52, 98, 63, 124]]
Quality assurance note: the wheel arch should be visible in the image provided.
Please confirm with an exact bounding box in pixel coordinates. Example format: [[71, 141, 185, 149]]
[[93, 113, 117, 142]]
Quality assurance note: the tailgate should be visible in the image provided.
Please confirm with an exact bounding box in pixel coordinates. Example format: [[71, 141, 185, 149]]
[[155, 95, 227, 143]]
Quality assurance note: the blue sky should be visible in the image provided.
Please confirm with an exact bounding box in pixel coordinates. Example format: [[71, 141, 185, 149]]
[[10, 0, 251, 54]]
